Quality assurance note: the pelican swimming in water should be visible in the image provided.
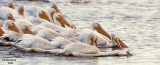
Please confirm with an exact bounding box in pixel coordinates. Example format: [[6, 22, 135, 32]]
[[0, 20, 21, 45], [0, 7, 16, 21], [51, 2, 74, 28], [0, 20, 34, 43], [0, 2, 25, 21], [46, 41, 130, 57], [48, 32, 97, 49], [90, 22, 128, 48]]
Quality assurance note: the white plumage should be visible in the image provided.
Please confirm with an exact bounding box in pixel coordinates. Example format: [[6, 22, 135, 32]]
[[0, 31, 22, 42], [16, 34, 54, 50], [24, 6, 54, 22], [61, 43, 99, 54], [31, 25, 66, 41], [48, 37, 73, 49]]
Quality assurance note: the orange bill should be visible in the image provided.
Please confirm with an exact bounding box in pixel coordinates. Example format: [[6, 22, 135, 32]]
[[52, 3, 70, 27], [39, 11, 50, 22], [94, 26, 111, 40], [7, 14, 15, 21], [0, 27, 5, 36], [18, 6, 24, 16], [23, 27, 35, 35], [8, 25, 19, 33], [117, 37, 128, 48], [50, 9, 56, 21], [56, 18, 66, 27]]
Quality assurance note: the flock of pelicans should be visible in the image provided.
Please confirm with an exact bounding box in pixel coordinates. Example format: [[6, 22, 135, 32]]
[[0, 2, 132, 57]]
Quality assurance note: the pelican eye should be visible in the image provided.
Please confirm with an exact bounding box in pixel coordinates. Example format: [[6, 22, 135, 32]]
[[12, 23, 15, 26], [53, 10, 56, 13], [25, 26, 29, 30], [58, 14, 62, 17]]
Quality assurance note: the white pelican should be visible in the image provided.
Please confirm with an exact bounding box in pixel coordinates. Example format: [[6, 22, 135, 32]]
[[46, 42, 130, 57], [51, 3, 72, 28], [16, 34, 54, 50], [38, 12, 76, 32], [8, 2, 15, 9], [0, 20, 34, 43], [25, 6, 52, 22], [48, 32, 97, 49], [30, 25, 66, 41], [0, 7, 16, 21], [0, 20, 21, 46], [2, 20, 19, 33], [90, 22, 128, 48], [0, 2, 24, 21], [15, 33, 95, 52]]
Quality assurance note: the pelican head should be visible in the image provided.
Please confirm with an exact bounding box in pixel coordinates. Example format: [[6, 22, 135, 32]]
[[111, 33, 127, 49], [0, 27, 5, 36], [91, 22, 111, 39], [48, 8, 56, 21], [7, 13, 15, 21], [19, 25, 35, 35], [18, 6, 24, 16], [87, 33, 98, 47], [3, 20, 19, 33], [8, 2, 14, 9], [38, 10, 50, 22], [53, 13, 71, 27], [51, 3, 71, 28]]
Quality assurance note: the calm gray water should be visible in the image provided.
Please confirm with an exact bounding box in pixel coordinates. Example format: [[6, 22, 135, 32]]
[[0, 0, 160, 65]]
